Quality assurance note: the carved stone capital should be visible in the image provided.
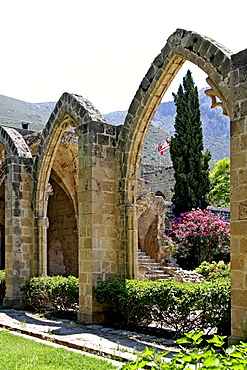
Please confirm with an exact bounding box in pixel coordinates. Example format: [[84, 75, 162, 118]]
[[36, 216, 49, 228], [204, 77, 230, 116]]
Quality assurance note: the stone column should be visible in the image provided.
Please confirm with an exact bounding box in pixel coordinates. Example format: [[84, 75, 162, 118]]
[[3, 156, 33, 306], [125, 202, 138, 278], [77, 120, 118, 323], [36, 216, 49, 276], [229, 48, 247, 343]]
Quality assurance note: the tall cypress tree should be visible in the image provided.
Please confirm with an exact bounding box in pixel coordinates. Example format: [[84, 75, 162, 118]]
[[170, 69, 211, 216]]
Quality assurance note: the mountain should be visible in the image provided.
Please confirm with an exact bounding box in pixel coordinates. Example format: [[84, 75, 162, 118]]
[[0, 90, 230, 164], [104, 88, 230, 165], [0, 94, 56, 131]]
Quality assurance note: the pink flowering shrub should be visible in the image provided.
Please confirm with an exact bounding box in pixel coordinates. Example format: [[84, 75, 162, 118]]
[[169, 209, 230, 269]]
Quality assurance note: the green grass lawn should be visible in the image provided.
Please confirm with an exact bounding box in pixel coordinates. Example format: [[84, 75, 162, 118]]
[[0, 330, 119, 369]]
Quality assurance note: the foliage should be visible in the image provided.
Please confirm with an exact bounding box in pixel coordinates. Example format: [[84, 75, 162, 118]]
[[122, 331, 247, 370], [170, 70, 211, 216], [208, 157, 230, 207], [20, 275, 79, 316], [168, 209, 230, 269], [93, 278, 230, 338], [0, 331, 117, 370], [0, 270, 5, 302], [195, 261, 230, 281]]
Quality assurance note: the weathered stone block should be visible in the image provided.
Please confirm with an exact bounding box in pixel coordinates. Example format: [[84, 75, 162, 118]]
[[232, 48, 247, 69], [239, 201, 247, 219], [232, 271, 244, 289], [232, 289, 247, 308], [231, 152, 246, 170], [231, 220, 247, 237]]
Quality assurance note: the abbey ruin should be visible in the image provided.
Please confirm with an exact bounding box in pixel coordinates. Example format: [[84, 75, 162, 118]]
[[0, 29, 246, 343]]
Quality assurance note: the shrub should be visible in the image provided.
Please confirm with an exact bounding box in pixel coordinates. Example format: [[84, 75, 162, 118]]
[[92, 278, 154, 327], [20, 275, 79, 316], [122, 332, 247, 370], [208, 157, 230, 207], [195, 260, 230, 281], [93, 278, 230, 337], [51, 275, 79, 314], [168, 209, 230, 269], [0, 270, 5, 302]]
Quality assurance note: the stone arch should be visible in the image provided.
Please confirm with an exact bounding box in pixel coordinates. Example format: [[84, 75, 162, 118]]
[[33, 92, 107, 276], [155, 190, 166, 200], [0, 126, 32, 160], [51, 167, 78, 223], [0, 127, 33, 304], [0, 127, 32, 270], [117, 29, 232, 278]]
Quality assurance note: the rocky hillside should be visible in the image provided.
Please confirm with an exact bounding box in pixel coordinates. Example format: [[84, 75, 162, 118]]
[[0, 94, 56, 131], [0, 89, 230, 164], [104, 88, 230, 165]]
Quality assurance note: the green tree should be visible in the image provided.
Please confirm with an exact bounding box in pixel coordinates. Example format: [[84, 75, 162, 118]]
[[170, 69, 211, 216], [208, 157, 230, 207]]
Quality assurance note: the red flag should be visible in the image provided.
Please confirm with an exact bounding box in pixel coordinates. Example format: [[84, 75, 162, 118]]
[[158, 138, 170, 155]]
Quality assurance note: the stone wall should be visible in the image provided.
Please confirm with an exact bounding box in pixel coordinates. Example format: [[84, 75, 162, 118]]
[[77, 118, 119, 323], [4, 156, 33, 305], [140, 164, 175, 201], [137, 178, 171, 262], [229, 48, 247, 341], [47, 178, 78, 277], [0, 182, 4, 270], [207, 205, 230, 222]]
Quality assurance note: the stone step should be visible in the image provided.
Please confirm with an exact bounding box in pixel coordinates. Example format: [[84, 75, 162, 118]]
[[138, 249, 173, 282], [147, 274, 171, 281], [146, 271, 170, 277], [139, 260, 157, 266], [145, 270, 168, 275]]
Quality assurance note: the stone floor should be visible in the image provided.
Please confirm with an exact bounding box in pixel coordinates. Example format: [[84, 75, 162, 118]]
[[0, 308, 179, 368]]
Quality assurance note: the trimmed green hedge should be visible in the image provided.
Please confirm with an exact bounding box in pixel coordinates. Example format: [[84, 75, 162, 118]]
[[20, 275, 79, 316], [15, 274, 231, 337], [93, 278, 230, 338], [0, 270, 5, 303]]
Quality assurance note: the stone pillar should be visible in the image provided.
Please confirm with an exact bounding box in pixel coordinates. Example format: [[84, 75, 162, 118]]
[[126, 203, 139, 278], [3, 156, 33, 306], [229, 48, 247, 343], [77, 121, 118, 323], [36, 216, 49, 276]]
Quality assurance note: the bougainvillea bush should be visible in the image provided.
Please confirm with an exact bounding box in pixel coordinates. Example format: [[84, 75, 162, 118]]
[[168, 209, 230, 270]]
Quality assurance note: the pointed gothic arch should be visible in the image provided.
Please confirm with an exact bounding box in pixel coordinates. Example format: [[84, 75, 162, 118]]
[[117, 28, 232, 278], [33, 92, 107, 276], [0, 127, 33, 304], [0, 127, 32, 271]]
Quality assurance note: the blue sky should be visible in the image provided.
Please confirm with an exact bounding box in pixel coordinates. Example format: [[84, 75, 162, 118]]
[[0, 0, 245, 113]]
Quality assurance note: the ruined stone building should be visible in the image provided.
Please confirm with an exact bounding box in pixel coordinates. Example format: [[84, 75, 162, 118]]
[[140, 163, 175, 202], [0, 29, 247, 343]]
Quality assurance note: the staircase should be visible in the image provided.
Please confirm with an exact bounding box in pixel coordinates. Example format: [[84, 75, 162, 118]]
[[138, 249, 172, 281], [138, 249, 203, 284]]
